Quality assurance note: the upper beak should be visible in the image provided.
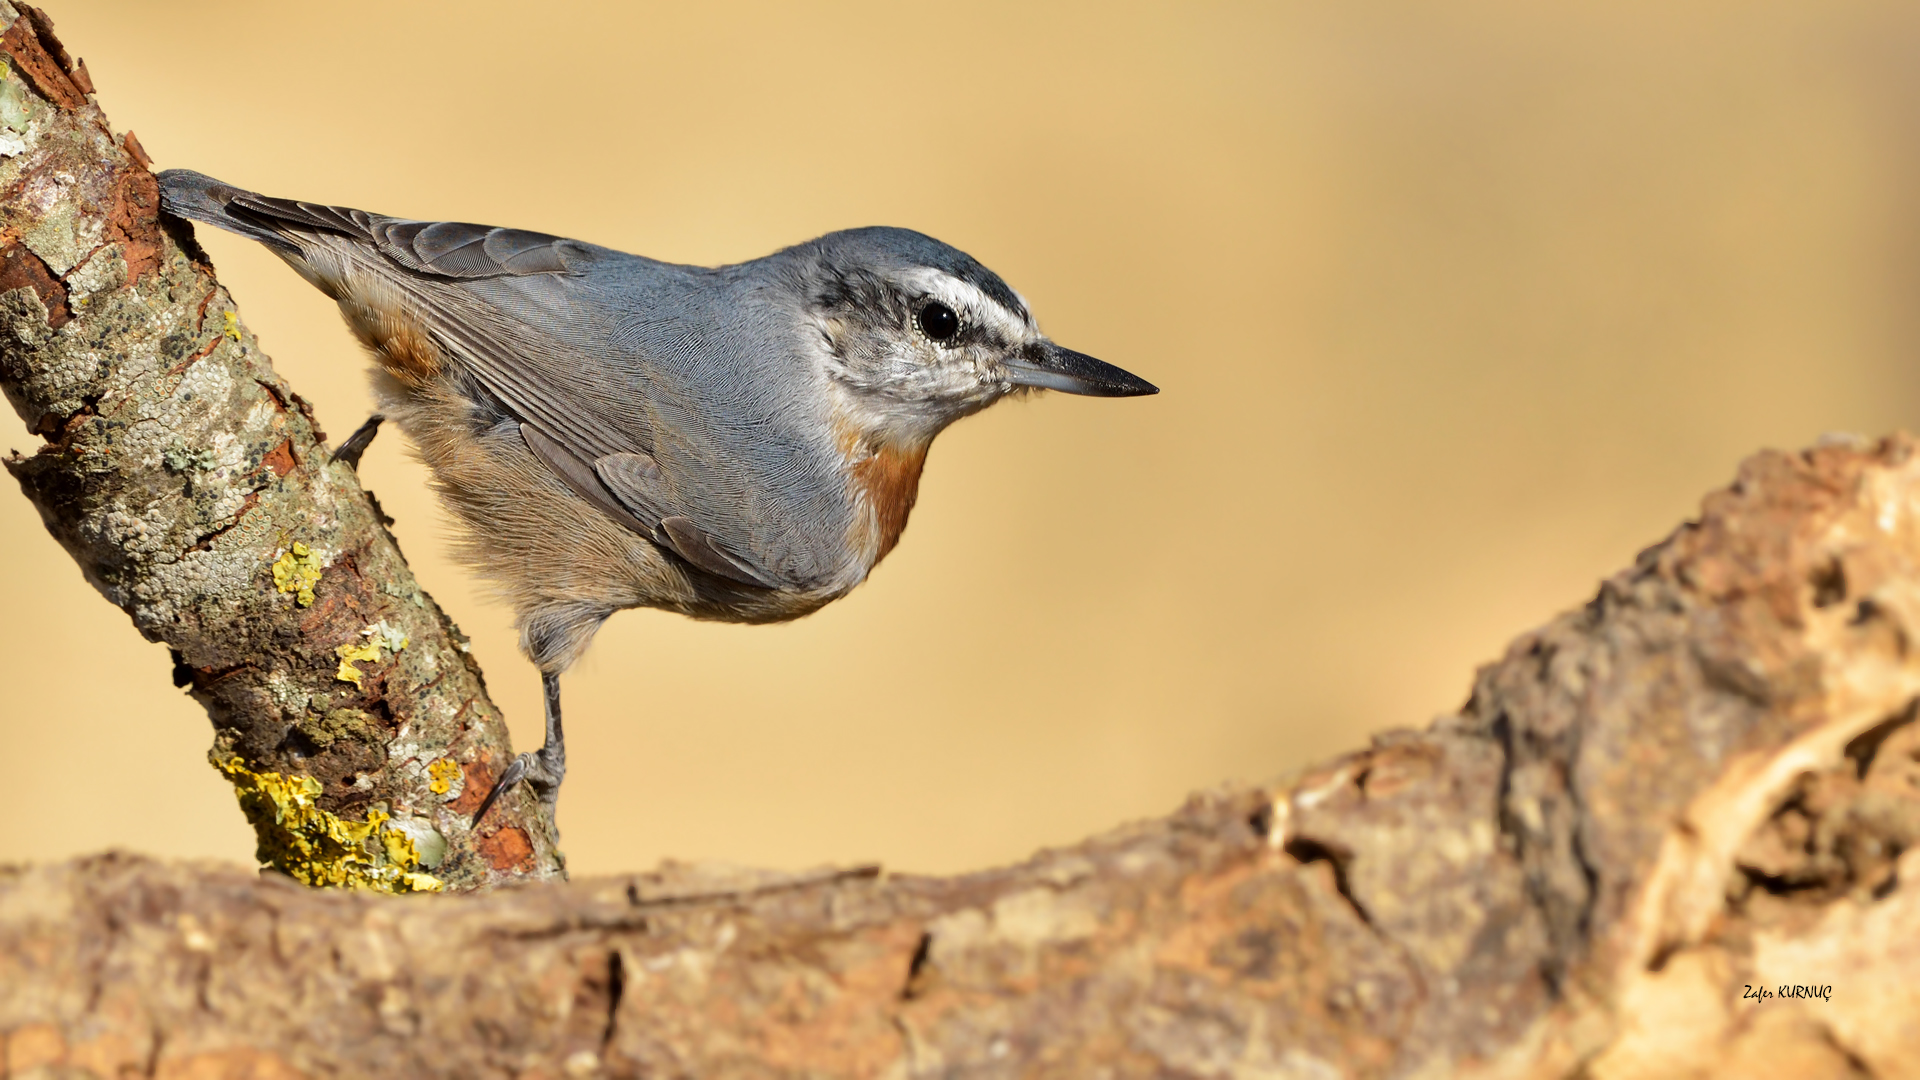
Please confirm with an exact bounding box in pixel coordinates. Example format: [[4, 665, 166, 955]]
[[1002, 342, 1159, 397]]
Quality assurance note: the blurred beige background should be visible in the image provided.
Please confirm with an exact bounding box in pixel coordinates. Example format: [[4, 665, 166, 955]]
[[4, 1, 1920, 876]]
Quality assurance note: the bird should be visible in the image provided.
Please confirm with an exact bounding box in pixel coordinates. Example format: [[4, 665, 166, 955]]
[[155, 168, 1158, 833]]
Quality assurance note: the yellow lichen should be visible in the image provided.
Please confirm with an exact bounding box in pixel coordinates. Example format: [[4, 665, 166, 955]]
[[223, 309, 241, 341], [427, 757, 463, 796], [334, 621, 409, 687], [214, 755, 443, 893], [271, 542, 323, 606], [334, 640, 382, 687], [380, 822, 420, 866]]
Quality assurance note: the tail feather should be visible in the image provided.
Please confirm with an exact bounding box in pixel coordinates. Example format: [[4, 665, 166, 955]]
[[156, 170, 576, 282], [156, 169, 300, 255]]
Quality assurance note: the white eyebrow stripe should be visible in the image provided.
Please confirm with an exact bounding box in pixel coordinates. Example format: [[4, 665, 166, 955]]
[[897, 268, 1036, 340]]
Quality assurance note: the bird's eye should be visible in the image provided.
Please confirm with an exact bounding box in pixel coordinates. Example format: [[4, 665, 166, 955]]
[[917, 301, 960, 343]]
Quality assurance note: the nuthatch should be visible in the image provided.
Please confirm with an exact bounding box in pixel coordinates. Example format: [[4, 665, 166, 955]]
[[156, 169, 1158, 831]]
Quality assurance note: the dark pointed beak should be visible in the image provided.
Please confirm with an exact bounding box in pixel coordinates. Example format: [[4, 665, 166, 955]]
[[1003, 342, 1159, 397]]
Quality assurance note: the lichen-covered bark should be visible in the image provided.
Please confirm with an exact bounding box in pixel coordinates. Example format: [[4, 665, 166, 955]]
[[0, 3, 560, 892], [6, 436, 1920, 1077]]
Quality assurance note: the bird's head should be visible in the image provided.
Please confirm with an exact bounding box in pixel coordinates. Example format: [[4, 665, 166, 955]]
[[773, 227, 1157, 447]]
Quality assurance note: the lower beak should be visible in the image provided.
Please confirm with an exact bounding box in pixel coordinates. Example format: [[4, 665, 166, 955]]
[[1002, 342, 1159, 397]]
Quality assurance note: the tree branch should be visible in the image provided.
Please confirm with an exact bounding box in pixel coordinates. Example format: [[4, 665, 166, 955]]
[[0, 2, 560, 892], [7, 442, 1920, 1075]]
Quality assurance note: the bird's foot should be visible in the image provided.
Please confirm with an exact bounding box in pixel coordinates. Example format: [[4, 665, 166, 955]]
[[471, 741, 564, 828], [471, 671, 568, 832]]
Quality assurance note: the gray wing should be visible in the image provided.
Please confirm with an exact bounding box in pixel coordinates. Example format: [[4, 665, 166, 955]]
[[216, 188, 843, 591]]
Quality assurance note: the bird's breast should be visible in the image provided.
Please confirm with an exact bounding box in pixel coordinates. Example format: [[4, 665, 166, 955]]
[[846, 437, 929, 566]]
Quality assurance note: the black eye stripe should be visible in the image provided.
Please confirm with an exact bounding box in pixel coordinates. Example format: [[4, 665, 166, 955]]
[[917, 301, 960, 343]]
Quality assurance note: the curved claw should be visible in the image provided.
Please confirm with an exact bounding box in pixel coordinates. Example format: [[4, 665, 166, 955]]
[[471, 753, 530, 828], [331, 413, 384, 470]]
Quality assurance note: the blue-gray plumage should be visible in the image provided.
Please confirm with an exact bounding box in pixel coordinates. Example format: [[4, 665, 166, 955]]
[[156, 168, 1156, 832]]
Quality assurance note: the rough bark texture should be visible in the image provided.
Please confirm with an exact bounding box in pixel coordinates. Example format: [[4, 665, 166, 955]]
[[6, 445, 1920, 1078], [0, 3, 561, 893], [5, 5, 1919, 1079]]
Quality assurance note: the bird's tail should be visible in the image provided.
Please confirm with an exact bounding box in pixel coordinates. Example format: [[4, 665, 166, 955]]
[[156, 169, 301, 256]]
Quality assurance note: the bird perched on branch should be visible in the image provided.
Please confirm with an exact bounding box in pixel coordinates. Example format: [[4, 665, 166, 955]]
[[156, 169, 1157, 832]]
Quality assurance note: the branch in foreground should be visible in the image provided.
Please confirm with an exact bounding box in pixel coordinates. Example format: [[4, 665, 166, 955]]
[[0, 3, 559, 890], [7, 437, 1920, 1075]]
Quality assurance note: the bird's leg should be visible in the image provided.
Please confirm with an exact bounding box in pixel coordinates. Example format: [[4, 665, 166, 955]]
[[330, 413, 385, 469], [471, 670, 568, 828]]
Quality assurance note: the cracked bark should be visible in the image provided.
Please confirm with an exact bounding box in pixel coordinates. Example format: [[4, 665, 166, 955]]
[[0, 2, 560, 893], [5, 5, 1920, 1078]]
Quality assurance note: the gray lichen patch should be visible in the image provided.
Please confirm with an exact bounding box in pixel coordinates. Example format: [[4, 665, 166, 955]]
[[0, 264, 186, 429], [63, 241, 125, 307], [0, 99, 117, 277], [12, 164, 104, 275], [0, 65, 36, 162], [161, 443, 218, 474], [385, 815, 450, 869], [0, 286, 55, 397], [0, 62, 30, 133]]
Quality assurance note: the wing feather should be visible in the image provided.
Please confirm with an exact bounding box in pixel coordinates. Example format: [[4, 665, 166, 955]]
[[517, 423, 653, 536], [221, 189, 845, 592]]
